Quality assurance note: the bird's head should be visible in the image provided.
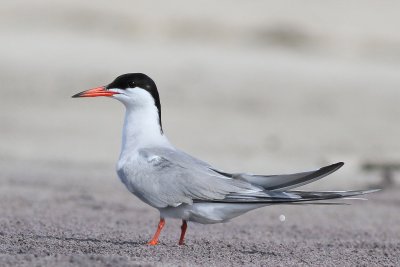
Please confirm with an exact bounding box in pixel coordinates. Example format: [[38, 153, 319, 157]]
[[73, 73, 160, 107], [73, 73, 162, 127]]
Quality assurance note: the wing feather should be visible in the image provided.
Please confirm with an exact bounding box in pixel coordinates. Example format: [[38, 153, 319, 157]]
[[213, 162, 344, 191], [130, 147, 262, 208], [124, 148, 358, 209]]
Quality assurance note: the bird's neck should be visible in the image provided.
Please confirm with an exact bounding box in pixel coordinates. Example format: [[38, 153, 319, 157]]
[[120, 105, 169, 158]]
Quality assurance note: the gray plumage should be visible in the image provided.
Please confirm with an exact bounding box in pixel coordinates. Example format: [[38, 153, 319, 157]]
[[117, 146, 375, 211]]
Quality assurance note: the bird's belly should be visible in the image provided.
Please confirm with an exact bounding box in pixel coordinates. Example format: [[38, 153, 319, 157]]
[[160, 203, 267, 224]]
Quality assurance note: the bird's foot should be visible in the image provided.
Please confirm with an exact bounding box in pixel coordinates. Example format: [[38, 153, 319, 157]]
[[147, 240, 159, 246]]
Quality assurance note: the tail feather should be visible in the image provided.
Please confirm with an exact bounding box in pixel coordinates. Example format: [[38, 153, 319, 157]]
[[195, 189, 380, 204], [189, 189, 380, 223], [289, 189, 379, 202]]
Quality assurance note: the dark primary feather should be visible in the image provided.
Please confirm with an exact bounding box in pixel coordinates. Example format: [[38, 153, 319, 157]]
[[214, 162, 344, 191]]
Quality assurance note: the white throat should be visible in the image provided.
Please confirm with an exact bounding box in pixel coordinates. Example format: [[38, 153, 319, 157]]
[[111, 87, 171, 161], [119, 103, 170, 159]]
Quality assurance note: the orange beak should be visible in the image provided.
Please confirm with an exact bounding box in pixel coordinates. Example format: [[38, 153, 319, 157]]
[[72, 86, 119, 98]]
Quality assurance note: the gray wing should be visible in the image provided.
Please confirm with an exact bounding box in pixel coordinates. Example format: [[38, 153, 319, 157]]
[[213, 162, 344, 191], [134, 147, 264, 208], [133, 148, 349, 208]]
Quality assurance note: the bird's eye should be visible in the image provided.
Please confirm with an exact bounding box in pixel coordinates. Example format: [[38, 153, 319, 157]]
[[129, 82, 136, 88]]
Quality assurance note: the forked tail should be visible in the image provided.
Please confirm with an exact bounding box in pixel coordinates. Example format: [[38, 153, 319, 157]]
[[196, 189, 380, 204]]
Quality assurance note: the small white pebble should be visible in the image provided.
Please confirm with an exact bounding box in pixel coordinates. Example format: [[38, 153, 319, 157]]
[[279, 215, 286, 222]]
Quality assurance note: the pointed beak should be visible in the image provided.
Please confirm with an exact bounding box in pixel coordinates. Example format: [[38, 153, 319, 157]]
[[72, 86, 119, 98]]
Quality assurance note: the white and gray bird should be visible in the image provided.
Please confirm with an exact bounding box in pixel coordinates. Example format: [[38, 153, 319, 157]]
[[72, 73, 377, 246]]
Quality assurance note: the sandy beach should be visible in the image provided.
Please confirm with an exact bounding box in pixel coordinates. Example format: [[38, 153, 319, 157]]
[[0, 160, 399, 266]]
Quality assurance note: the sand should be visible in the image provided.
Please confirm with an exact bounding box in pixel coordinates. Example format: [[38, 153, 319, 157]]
[[0, 160, 398, 266]]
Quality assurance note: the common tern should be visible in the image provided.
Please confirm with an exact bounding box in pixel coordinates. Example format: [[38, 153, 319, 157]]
[[73, 73, 377, 246]]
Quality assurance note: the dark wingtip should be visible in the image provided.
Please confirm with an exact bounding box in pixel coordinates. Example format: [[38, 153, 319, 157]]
[[328, 162, 345, 170], [295, 162, 346, 186], [316, 162, 345, 176], [336, 162, 345, 168]]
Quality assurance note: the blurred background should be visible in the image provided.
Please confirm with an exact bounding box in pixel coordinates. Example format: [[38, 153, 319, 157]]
[[2, 0, 400, 188], [1, 1, 400, 265]]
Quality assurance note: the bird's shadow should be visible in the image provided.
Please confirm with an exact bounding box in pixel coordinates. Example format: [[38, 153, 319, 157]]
[[36, 235, 144, 247]]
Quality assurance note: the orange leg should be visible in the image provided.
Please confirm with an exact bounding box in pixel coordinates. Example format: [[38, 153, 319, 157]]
[[178, 220, 187, 245], [148, 218, 165, 246]]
